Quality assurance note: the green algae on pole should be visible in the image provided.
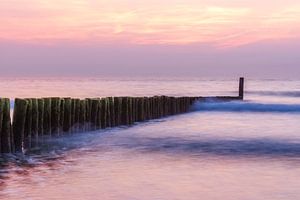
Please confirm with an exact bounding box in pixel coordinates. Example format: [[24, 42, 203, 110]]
[[13, 98, 28, 152]]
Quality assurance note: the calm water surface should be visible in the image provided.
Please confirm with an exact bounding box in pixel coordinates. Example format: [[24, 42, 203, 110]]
[[0, 78, 300, 200]]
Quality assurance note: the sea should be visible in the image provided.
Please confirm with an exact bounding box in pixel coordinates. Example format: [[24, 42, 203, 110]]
[[0, 77, 299, 200]]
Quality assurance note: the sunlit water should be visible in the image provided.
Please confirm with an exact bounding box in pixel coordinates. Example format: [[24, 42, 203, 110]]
[[0, 78, 300, 200]]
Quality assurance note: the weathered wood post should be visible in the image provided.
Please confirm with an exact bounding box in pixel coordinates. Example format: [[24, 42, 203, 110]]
[[114, 97, 122, 126], [51, 97, 61, 136], [43, 98, 51, 135], [85, 98, 92, 131], [109, 97, 115, 127], [0, 99, 3, 151], [97, 98, 107, 129], [63, 98, 71, 133], [24, 98, 32, 149], [96, 99, 102, 129], [31, 98, 39, 146], [74, 99, 80, 132], [239, 77, 244, 100], [105, 98, 111, 127], [38, 99, 44, 137], [1, 98, 12, 153], [90, 99, 99, 130], [79, 99, 86, 132], [59, 98, 65, 133], [70, 99, 76, 133], [13, 98, 28, 152], [128, 97, 133, 125]]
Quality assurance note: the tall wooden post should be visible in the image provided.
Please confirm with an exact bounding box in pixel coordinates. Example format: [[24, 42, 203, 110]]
[[51, 97, 61, 136], [31, 98, 39, 145], [239, 77, 244, 100], [43, 98, 51, 135], [1, 99, 12, 153], [38, 99, 44, 137], [63, 98, 71, 133], [13, 98, 28, 152]]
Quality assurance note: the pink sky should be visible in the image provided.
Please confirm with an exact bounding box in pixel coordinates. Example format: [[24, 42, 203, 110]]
[[1, 0, 300, 77]]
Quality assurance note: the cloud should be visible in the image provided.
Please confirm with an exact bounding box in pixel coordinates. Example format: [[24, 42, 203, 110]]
[[1, 0, 300, 48]]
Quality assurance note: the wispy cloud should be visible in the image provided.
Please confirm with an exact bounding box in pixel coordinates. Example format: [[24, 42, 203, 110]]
[[1, 0, 300, 48]]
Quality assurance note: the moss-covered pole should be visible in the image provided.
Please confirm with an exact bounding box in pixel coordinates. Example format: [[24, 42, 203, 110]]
[[13, 98, 28, 152]]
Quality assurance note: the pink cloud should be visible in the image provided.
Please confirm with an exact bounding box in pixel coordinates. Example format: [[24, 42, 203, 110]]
[[1, 0, 300, 48]]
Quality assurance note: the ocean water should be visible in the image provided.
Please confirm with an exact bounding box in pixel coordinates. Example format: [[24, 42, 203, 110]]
[[0, 77, 300, 200]]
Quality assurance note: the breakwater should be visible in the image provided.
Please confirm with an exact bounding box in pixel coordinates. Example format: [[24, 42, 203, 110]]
[[0, 78, 244, 153]]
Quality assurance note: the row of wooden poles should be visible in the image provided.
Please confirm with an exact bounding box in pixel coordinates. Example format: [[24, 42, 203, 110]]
[[0, 96, 197, 153]]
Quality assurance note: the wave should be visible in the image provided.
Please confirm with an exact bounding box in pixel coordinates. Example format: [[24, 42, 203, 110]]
[[192, 101, 300, 113], [111, 136, 300, 158], [247, 91, 300, 97]]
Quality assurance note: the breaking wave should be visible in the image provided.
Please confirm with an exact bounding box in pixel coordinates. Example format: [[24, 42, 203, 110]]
[[192, 101, 300, 113]]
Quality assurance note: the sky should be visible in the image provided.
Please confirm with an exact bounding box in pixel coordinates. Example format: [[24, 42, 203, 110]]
[[1, 0, 300, 78]]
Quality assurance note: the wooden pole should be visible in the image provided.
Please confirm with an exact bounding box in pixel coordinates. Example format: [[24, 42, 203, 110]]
[[43, 98, 51, 135], [85, 98, 92, 131], [51, 97, 61, 136], [90, 99, 99, 130], [96, 99, 102, 129], [38, 99, 44, 137], [1, 98, 12, 153], [79, 99, 86, 132], [59, 98, 65, 133], [239, 77, 244, 100], [70, 99, 76, 133], [13, 98, 28, 152], [74, 99, 80, 132], [24, 98, 32, 149], [108, 97, 115, 127], [105, 98, 111, 127], [31, 98, 39, 145], [0, 99, 3, 152], [63, 98, 71, 133]]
